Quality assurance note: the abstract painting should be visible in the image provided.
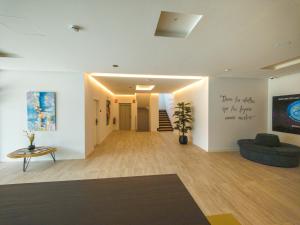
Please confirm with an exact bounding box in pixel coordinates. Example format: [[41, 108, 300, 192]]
[[106, 99, 111, 125], [27, 92, 56, 131]]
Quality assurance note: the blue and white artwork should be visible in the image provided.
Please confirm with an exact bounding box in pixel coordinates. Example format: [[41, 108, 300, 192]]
[[27, 92, 56, 131], [288, 100, 300, 123]]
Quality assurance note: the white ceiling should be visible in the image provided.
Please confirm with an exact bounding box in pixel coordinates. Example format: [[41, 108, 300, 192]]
[[1, 0, 300, 78], [93, 75, 199, 94]]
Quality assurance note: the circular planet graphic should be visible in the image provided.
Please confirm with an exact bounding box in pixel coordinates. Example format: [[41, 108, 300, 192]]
[[288, 100, 300, 122]]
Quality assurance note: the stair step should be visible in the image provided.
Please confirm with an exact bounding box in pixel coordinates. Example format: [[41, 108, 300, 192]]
[[159, 124, 172, 126], [158, 110, 173, 132], [158, 128, 174, 132]]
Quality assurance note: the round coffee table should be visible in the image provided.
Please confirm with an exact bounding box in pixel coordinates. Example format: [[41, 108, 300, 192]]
[[7, 146, 56, 172]]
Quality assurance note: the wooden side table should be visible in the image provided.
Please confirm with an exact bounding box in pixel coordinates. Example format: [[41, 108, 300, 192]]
[[7, 147, 57, 172]]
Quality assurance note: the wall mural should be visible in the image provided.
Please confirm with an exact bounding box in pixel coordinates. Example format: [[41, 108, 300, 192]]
[[27, 92, 56, 131], [106, 99, 111, 125], [220, 95, 256, 121]]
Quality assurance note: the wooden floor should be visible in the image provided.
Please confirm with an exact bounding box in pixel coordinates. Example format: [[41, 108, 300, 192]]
[[0, 131, 300, 225]]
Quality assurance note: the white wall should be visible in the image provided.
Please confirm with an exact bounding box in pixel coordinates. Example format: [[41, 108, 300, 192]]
[[159, 94, 166, 110], [150, 94, 159, 132], [84, 74, 115, 157], [268, 73, 300, 146], [164, 93, 175, 123], [0, 70, 85, 161], [174, 79, 209, 151], [209, 77, 268, 151]]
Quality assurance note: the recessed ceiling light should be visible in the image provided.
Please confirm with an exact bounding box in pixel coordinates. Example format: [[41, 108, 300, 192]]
[[224, 68, 231, 72], [262, 56, 300, 70], [69, 25, 82, 32], [155, 11, 203, 38], [112, 64, 119, 68], [136, 85, 155, 91]]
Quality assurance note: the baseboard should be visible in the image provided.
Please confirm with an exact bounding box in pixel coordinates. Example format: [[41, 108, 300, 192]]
[[208, 147, 239, 152], [85, 148, 95, 158]]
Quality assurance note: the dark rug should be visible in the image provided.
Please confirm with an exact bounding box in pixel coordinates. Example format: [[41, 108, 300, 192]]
[[0, 174, 210, 225]]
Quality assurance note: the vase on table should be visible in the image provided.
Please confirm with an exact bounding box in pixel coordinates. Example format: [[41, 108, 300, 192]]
[[28, 144, 35, 151], [24, 130, 35, 151]]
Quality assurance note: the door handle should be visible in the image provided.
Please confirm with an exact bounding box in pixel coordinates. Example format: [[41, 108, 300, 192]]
[[96, 119, 98, 125]]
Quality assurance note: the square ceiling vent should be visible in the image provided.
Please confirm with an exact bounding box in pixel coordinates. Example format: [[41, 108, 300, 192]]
[[155, 11, 203, 38]]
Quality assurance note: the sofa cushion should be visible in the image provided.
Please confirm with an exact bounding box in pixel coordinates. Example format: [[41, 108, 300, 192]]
[[238, 139, 300, 156], [254, 133, 280, 147]]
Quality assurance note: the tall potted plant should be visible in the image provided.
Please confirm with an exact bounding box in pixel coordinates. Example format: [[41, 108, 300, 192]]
[[173, 102, 192, 144]]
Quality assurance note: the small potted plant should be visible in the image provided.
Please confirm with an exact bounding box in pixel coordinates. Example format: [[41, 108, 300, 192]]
[[173, 102, 192, 144], [24, 130, 35, 151]]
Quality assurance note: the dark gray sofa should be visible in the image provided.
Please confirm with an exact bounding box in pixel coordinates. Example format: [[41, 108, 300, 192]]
[[237, 133, 300, 168]]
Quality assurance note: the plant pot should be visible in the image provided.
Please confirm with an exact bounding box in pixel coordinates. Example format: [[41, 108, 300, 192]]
[[179, 135, 188, 145], [28, 145, 35, 151]]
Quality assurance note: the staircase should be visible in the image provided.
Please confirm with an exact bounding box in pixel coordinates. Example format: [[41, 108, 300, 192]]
[[158, 110, 173, 132]]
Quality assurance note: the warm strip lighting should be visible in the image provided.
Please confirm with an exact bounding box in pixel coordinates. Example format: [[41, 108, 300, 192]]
[[90, 73, 203, 80], [115, 94, 136, 97], [136, 85, 155, 91], [173, 80, 203, 95], [262, 56, 300, 70], [89, 75, 114, 95], [89, 75, 136, 96]]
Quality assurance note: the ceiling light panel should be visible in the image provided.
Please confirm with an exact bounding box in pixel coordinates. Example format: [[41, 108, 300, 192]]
[[136, 85, 155, 91], [154, 11, 203, 38]]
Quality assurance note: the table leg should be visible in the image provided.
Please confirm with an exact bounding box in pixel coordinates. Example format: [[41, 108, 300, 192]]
[[50, 152, 56, 163], [23, 157, 31, 172]]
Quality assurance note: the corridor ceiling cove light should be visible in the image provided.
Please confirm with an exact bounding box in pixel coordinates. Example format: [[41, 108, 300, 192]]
[[173, 80, 203, 95], [89, 75, 114, 95], [262, 56, 300, 70], [136, 85, 155, 91], [91, 73, 203, 80]]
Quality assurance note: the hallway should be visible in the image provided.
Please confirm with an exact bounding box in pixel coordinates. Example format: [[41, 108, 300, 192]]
[[0, 131, 300, 225]]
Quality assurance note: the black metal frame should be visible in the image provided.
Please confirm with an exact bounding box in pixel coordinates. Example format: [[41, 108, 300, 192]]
[[22, 152, 56, 172]]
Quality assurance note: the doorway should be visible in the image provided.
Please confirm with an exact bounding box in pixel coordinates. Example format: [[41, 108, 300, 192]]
[[137, 108, 149, 131], [93, 99, 100, 147], [119, 103, 131, 130]]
